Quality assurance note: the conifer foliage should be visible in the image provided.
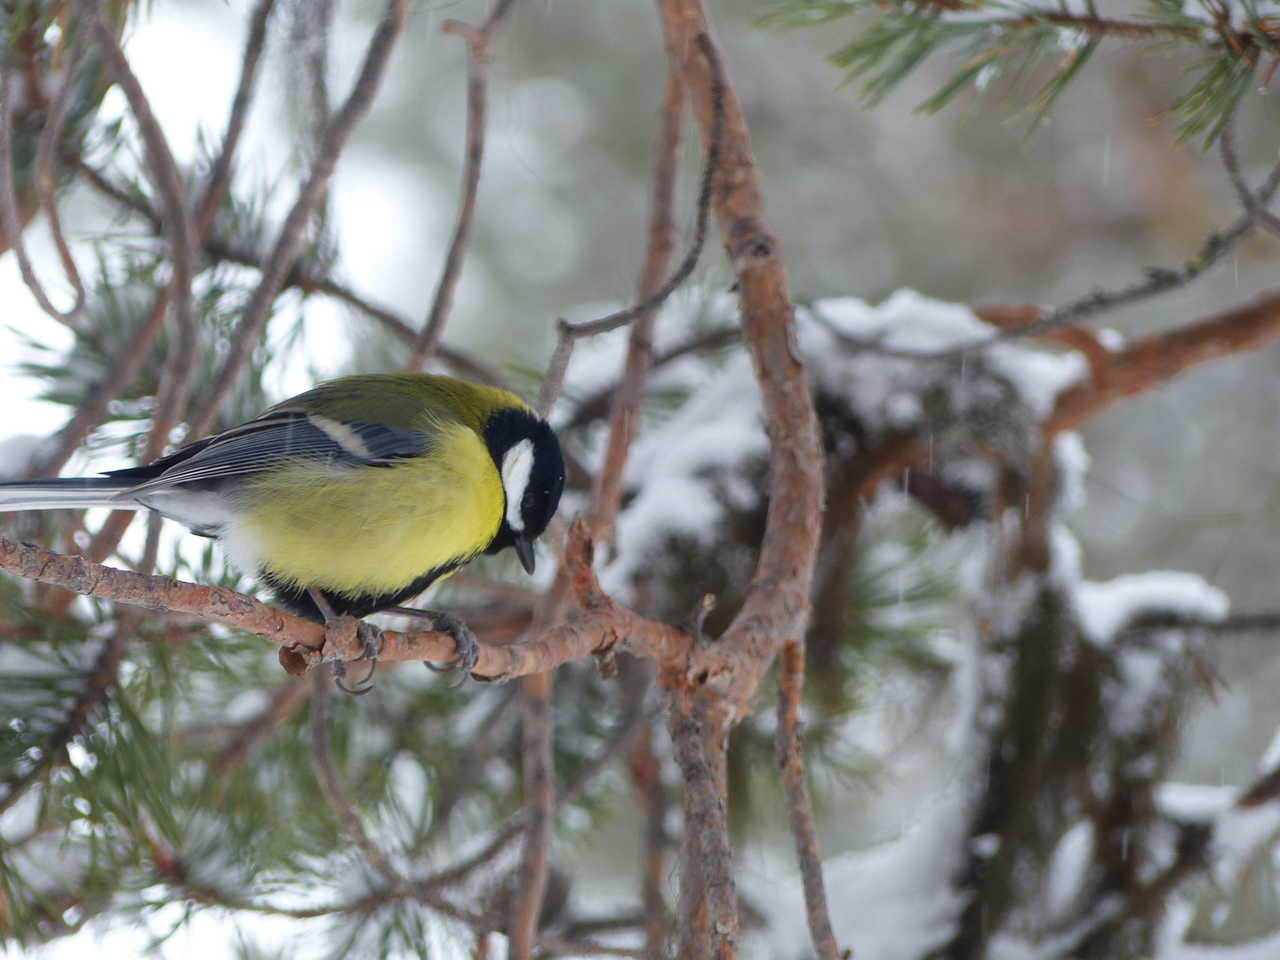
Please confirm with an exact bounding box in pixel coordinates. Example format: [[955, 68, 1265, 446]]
[[2, 1, 1280, 959]]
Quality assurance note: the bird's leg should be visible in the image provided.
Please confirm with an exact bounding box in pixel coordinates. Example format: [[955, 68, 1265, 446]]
[[384, 606, 480, 686], [308, 588, 382, 695]]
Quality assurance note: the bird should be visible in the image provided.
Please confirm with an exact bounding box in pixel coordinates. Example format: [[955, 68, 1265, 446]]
[[0, 373, 566, 685]]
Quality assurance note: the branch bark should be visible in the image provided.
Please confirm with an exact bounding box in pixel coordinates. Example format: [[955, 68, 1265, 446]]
[[1046, 289, 1280, 436], [657, 8, 825, 721], [0, 528, 687, 682], [775, 641, 841, 960]]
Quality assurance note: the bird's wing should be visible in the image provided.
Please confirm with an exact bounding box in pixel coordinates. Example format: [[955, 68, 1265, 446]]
[[108, 411, 431, 492]]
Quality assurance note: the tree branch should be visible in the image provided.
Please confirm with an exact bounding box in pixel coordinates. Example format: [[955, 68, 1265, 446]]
[[31, 35, 90, 325], [0, 60, 87, 329], [586, 62, 685, 542], [0, 526, 687, 681], [405, 0, 521, 372], [309, 672, 404, 886], [1046, 289, 1280, 436], [1219, 115, 1280, 236], [194, 0, 278, 238], [191, 0, 410, 438], [629, 713, 670, 960], [775, 640, 841, 960], [659, 16, 826, 719], [668, 696, 735, 959], [510, 669, 554, 960], [534, 35, 721, 417], [82, 0, 198, 444]]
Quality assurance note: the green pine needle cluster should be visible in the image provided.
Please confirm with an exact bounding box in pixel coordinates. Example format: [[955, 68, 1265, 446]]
[[765, 0, 1280, 143]]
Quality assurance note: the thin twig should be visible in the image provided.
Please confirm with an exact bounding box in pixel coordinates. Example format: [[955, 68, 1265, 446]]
[[635, 723, 670, 960], [0, 622, 129, 817], [309, 671, 404, 887], [195, 0, 278, 238], [76, 167, 508, 386], [507, 565, 574, 958], [419, 685, 521, 849], [1219, 114, 1280, 236], [1016, 10, 1203, 40], [510, 671, 555, 959], [232, 240, 508, 385], [1116, 611, 1280, 643], [286, 0, 335, 168], [406, 0, 521, 371], [622, 663, 670, 960], [774, 641, 841, 960], [32, 34, 90, 324], [0, 64, 86, 328], [415, 673, 655, 895], [191, 0, 411, 438], [563, 326, 739, 431], [84, 0, 198, 429], [29, 293, 170, 478], [838, 151, 1280, 362], [531, 935, 643, 958], [212, 676, 312, 774], [1046, 288, 1280, 436], [534, 33, 725, 416], [73, 0, 204, 587], [586, 62, 685, 540], [155, 859, 644, 958]]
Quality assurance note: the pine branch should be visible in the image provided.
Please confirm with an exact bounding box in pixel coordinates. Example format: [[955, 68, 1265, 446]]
[[0, 624, 128, 816], [772, 0, 1280, 141], [73, 163, 507, 388], [1046, 289, 1280, 436], [0, 526, 690, 682]]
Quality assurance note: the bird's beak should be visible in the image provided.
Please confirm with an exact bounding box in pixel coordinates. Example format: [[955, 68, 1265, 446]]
[[513, 534, 536, 575]]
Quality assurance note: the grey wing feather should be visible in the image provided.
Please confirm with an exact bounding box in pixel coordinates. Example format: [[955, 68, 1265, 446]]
[[126, 412, 431, 492]]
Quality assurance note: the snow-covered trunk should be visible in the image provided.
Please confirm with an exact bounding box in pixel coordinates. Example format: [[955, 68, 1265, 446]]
[[917, 427, 1218, 960]]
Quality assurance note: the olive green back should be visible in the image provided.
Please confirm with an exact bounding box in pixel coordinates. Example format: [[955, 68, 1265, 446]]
[[267, 374, 530, 435]]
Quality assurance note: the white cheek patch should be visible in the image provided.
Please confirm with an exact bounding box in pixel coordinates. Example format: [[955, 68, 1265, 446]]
[[501, 439, 535, 532]]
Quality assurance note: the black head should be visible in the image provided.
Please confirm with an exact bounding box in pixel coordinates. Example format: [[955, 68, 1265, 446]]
[[483, 407, 566, 573]]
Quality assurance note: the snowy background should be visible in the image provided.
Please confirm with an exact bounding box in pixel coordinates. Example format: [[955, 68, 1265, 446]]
[[3, 0, 1280, 957]]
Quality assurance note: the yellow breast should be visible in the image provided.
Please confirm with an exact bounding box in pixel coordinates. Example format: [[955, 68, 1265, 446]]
[[236, 421, 504, 598]]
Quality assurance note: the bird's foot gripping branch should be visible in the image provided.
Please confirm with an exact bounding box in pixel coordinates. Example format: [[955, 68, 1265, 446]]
[[0, 519, 691, 688]]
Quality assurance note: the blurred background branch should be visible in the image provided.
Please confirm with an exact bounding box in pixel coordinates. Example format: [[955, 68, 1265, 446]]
[[1, 0, 1280, 958]]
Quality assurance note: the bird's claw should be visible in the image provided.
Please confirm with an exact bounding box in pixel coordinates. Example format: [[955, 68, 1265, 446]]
[[405, 611, 477, 687], [382, 606, 479, 687], [331, 621, 383, 696], [332, 659, 374, 696], [356, 620, 385, 661], [429, 612, 478, 689]]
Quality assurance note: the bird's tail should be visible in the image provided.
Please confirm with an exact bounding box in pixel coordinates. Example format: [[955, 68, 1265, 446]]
[[0, 478, 137, 513]]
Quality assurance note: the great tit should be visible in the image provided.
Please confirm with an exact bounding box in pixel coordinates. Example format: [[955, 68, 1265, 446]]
[[0, 374, 566, 629]]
